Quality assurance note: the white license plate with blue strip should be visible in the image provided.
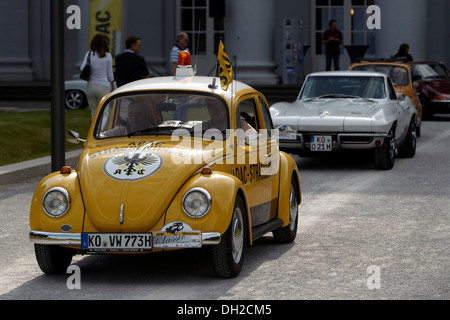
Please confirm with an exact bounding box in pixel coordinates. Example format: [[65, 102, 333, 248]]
[[81, 233, 152, 252]]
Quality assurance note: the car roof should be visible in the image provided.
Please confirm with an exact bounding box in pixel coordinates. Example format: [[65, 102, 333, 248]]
[[307, 70, 388, 78], [351, 61, 410, 68], [111, 76, 254, 99]]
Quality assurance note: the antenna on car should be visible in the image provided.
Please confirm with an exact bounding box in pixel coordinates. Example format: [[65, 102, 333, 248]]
[[194, 19, 201, 75]]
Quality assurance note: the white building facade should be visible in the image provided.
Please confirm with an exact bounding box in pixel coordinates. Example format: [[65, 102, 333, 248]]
[[0, 0, 448, 85]]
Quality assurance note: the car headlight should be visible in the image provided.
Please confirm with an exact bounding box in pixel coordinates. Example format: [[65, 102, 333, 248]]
[[42, 187, 70, 217], [182, 188, 211, 218]]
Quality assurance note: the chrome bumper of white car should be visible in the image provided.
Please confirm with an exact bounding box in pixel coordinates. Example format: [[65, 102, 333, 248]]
[[279, 132, 391, 152], [29, 230, 221, 246]]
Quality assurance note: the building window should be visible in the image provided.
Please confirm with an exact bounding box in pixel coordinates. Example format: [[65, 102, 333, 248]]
[[314, 0, 344, 55], [351, 0, 375, 55], [179, 0, 224, 56]]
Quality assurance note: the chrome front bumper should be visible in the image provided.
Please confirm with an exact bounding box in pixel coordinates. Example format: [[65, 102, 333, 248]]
[[30, 230, 221, 246], [279, 132, 391, 152]]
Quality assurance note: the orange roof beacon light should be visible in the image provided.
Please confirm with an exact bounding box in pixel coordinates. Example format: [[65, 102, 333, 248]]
[[175, 50, 195, 77]]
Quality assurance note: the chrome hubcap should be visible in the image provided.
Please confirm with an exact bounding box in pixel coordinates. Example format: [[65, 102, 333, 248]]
[[289, 185, 298, 231], [231, 207, 244, 264]]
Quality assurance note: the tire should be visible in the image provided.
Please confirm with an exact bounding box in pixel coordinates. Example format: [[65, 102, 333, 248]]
[[34, 244, 73, 275], [211, 196, 246, 278], [374, 128, 395, 170], [419, 95, 432, 120], [65, 90, 86, 110], [397, 119, 416, 158], [273, 180, 299, 243]]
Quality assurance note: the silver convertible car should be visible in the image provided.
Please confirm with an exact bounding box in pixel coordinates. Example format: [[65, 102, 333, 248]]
[[270, 71, 418, 170]]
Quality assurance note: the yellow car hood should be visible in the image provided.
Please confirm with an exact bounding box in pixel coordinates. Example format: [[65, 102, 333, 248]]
[[78, 138, 219, 232]]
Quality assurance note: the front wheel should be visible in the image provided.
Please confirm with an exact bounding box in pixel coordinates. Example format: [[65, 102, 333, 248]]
[[374, 128, 395, 170], [34, 244, 73, 275], [211, 196, 246, 278], [397, 119, 416, 158]]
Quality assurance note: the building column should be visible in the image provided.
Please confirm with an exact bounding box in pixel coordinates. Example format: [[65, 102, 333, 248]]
[[224, 0, 280, 85], [375, 0, 427, 61], [0, 0, 34, 81]]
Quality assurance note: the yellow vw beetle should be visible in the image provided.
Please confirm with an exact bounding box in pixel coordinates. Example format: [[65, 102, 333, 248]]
[[29, 62, 301, 278]]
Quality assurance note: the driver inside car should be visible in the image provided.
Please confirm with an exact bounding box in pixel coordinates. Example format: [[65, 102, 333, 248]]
[[99, 100, 159, 138]]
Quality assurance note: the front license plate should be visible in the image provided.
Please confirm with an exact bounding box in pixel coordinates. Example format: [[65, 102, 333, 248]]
[[153, 231, 202, 249], [81, 233, 152, 252], [310, 135, 332, 151]]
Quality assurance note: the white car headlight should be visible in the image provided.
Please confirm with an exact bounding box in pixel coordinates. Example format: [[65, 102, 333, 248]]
[[42, 187, 70, 217], [182, 188, 211, 218]]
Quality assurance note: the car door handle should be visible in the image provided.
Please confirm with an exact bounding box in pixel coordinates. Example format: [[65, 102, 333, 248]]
[[265, 153, 272, 157]]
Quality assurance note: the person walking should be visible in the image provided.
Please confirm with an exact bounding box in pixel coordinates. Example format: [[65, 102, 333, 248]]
[[170, 32, 190, 76], [322, 19, 343, 71], [80, 34, 115, 119], [115, 35, 150, 87]]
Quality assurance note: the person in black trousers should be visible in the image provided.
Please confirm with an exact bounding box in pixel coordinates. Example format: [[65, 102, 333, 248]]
[[115, 35, 150, 87]]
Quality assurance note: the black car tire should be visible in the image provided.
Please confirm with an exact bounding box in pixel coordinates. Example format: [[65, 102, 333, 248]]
[[34, 244, 73, 275], [397, 119, 417, 158], [211, 196, 246, 278], [419, 95, 432, 120], [273, 179, 299, 243], [65, 89, 86, 110], [374, 128, 395, 170]]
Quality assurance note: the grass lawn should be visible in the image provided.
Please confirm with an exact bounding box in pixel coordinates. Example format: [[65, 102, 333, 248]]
[[0, 108, 92, 166]]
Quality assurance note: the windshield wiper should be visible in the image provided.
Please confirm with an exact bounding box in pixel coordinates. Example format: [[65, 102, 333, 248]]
[[317, 94, 360, 99], [127, 126, 177, 137]]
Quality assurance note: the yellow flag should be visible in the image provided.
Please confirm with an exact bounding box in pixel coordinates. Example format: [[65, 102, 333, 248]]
[[89, 0, 123, 65], [217, 41, 232, 91]]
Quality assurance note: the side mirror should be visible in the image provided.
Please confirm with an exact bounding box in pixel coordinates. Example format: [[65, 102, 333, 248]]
[[67, 130, 86, 144], [397, 93, 406, 102]]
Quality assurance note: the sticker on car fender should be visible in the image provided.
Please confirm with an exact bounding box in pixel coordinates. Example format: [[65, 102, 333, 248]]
[[153, 222, 202, 248]]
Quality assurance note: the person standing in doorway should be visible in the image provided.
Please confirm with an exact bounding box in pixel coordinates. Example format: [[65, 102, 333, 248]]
[[81, 34, 115, 119], [115, 35, 150, 87], [322, 20, 343, 71], [170, 32, 190, 76]]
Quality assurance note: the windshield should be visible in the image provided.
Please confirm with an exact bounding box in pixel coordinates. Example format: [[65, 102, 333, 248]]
[[352, 65, 409, 86], [412, 64, 450, 79], [95, 93, 229, 139], [299, 76, 386, 100]]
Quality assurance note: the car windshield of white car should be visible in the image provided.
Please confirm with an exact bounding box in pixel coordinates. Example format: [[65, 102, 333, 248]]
[[95, 93, 229, 139], [300, 76, 386, 100], [353, 65, 409, 86]]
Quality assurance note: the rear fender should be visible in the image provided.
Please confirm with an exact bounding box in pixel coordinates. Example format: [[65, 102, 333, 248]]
[[277, 152, 301, 227]]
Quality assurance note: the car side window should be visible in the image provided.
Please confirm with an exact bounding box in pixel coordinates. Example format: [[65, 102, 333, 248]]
[[258, 96, 275, 141], [236, 98, 259, 136], [387, 78, 398, 100]]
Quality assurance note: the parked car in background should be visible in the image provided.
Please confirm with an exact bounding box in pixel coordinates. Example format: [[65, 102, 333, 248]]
[[350, 60, 422, 136], [410, 61, 450, 119], [270, 71, 418, 170], [64, 80, 87, 110], [30, 61, 301, 278]]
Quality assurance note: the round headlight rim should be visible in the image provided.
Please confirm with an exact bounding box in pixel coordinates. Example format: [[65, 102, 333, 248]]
[[42, 187, 70, 218], [182, 187, 212, 219]]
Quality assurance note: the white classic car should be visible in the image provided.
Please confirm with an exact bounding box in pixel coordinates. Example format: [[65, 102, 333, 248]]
[[270, 71, 418, 170]]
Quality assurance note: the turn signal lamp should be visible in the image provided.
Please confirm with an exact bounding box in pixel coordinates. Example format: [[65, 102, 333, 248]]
[[60, 166, 72, 174], [201, 167, 212, 175], [176, 50, 195, 77]]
